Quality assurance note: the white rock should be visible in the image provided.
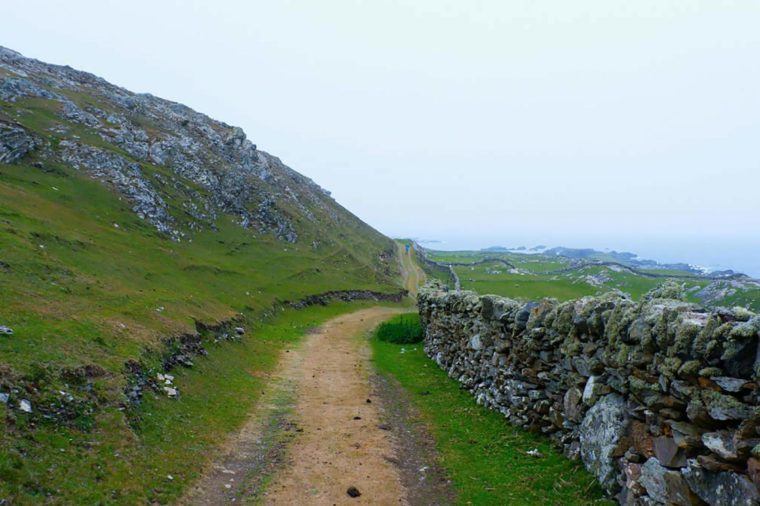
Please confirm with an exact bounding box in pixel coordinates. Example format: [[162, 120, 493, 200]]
[[19, 399, 32, 413]]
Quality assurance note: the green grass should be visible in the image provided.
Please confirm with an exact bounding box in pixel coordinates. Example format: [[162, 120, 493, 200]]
[[375, 313, 423, 344], [424, 250, 735, 306], [1, 300, 395, 504], [0, 81, 402, 502], [371, 337, 610, 505]]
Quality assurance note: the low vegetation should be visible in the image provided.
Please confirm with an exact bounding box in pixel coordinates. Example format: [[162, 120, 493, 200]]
[[422, 249, 760, 310], [0, 49, 403, 503], [375, 313, 423, 344], [1, 301, 398, 504], [371, 321, 610, 506]]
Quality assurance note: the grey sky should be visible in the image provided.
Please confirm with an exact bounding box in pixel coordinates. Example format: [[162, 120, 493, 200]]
[[4, 1, 760, 262]]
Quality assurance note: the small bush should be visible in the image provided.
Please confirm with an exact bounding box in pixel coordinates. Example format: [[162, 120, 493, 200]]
[[376, 314, 423, 344]]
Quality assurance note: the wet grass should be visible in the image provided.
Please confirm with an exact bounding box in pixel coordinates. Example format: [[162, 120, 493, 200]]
[[372, 338, 611, 506]]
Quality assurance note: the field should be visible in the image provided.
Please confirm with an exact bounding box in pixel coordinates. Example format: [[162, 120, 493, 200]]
[[421, 248, 760, 309]]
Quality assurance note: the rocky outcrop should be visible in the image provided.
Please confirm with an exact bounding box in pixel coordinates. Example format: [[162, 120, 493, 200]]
[[0, 46, 386, 247], [0, 121, 36, 163], [419, 283, 760, 505], [59, 140, 179, 238]]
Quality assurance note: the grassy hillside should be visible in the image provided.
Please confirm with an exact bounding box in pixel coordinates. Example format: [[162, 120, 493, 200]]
[[0, 47, 403, 503]]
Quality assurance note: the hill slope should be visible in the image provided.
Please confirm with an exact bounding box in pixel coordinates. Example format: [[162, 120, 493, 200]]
[[0, 47, 401, 502]]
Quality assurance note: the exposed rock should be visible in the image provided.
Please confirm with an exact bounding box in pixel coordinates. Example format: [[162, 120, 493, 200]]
[[654, 436, 687, 468], [346, 486, 361, 498], [682, 459, 760, 506], [702, 431, 739, 461], [579, 394, 629, 493], [19, 399, 32, 413], [60, 141, 179, 239], [701, 390, 752, 422], [564, 387, 584, 422], [0, 325, 13, 335], [0, 121, 36, 163], [639, 458, 695, 506], [748, 458, 760, 488], [696, 454, 743, 473], [712, 377, 751, 393], [667, 420, 703, 452], [583, 375, 611, 406]]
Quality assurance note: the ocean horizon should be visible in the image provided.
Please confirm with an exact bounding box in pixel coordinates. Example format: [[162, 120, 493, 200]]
[[417, 236, 760, 279]]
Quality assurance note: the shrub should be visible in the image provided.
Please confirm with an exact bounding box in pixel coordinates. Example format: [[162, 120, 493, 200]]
[[376, 313, 423, 344]]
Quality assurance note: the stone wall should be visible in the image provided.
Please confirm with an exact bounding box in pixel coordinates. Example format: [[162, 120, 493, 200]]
[[418, 283, 760, 505]]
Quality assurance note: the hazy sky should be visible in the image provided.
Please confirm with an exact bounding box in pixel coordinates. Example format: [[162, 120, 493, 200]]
[[4, 1, 760, 266]]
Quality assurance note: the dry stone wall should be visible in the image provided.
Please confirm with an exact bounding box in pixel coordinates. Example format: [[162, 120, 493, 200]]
[[418, 283, 760, 505]]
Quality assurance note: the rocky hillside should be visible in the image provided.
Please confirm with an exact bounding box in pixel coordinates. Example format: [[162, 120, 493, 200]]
[[0, 47, 400, 503], [0, 46, 381, 245]]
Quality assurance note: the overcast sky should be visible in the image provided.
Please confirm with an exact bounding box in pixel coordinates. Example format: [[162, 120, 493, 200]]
[[4, 1, 760, 266]]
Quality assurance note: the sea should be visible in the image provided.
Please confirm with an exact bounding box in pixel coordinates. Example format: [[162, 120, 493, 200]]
[[417, 236, 760, 279]]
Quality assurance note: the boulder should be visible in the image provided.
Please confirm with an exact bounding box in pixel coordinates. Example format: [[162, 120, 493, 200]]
[[683, 459, 760, 506], [639, 457, 696, 506], [579, 393, 629, 493], [701, 390, 752, 422]]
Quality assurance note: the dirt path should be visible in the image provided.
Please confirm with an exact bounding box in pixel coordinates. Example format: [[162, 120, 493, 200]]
[[182, 306, 449, 505], [397, 242, 426, 297]]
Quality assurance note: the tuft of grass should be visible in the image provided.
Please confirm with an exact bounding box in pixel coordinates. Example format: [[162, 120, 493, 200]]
[[375, 313, 423, 344], [371, 337, 612, 506]]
